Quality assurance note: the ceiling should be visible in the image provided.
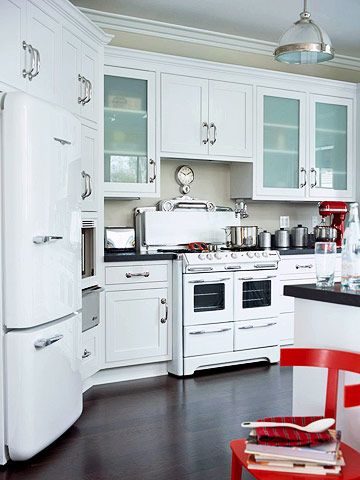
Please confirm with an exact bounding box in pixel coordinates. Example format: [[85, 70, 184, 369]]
[[71, 0, 360, 58]]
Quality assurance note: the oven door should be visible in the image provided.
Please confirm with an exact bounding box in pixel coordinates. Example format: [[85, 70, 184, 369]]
[[183, 272, 233, 326], [234, 270, 279, 321]]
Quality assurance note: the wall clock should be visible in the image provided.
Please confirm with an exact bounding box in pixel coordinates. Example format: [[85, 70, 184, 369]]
[[175, 165, 194, 194]]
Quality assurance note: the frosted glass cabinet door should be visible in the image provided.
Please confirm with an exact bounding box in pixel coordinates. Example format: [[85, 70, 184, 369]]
[[309, 95, 353, 199], [256, 88, 306, 199], [104, 67, 157, 197]]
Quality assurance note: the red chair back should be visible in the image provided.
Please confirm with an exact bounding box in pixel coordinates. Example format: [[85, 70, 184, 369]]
[[280, 348, 360, 421]]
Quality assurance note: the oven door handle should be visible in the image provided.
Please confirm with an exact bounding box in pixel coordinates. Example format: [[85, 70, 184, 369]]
[[237, 322, 277, 330], [224, 265, 242, 270], [187, 267, 214, 272], [188, 277, 231, 284], [189, 328, 232, 335]]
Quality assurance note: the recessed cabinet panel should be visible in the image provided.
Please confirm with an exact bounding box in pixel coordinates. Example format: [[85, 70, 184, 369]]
[[161, 74, 209, 155], [208, 80, 252, 157], [104, 67, 157, 197], [0, 0, 26, 90], [105, 288, 169, 363]]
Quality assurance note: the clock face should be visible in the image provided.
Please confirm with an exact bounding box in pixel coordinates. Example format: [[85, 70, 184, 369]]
[[176, 165, 194, 186]]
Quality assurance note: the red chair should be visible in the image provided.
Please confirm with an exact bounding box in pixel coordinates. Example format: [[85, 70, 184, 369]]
[[230, 348, 360, 479]]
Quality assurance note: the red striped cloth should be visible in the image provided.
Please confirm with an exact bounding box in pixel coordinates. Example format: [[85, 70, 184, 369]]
[[255, 416, 333, 446]]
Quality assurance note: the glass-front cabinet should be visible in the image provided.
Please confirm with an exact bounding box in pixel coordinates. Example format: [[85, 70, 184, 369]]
[[308, 94, 354, 200], [256, 87, 307, 199], [104, 66, 157, 197], [256, 87, 354, 201]]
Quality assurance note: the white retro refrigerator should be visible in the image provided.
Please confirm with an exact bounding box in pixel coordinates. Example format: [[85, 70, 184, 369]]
[[0, 92, 83, 461]]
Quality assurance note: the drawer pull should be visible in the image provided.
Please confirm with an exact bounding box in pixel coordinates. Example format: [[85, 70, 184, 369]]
[[189, 328, 232, 335], [238, 322, 277, 330], [34, 334, 63, 349], [224, 265, 242, 270], [295, 264, 313, 269], [125, 271, 150, 278], [160, 298, 168, 324], [254, 263, 277, 269], [82, 349, 92, 359]]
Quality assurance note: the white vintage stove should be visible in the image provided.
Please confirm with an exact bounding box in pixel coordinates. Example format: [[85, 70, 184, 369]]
[[135, 207, 281, 376]]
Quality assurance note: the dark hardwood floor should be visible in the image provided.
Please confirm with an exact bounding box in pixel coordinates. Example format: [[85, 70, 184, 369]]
[[0, 363, 292, 480]]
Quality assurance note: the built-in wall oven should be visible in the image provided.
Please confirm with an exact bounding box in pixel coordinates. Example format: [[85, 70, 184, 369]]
[[234, 271, 280, 321], [183, 272, 233, 326]]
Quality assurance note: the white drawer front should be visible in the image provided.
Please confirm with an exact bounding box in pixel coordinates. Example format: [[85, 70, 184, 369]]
[[81, 327, 100, 380], [234, 318, 279, 351], [105, 264, 168, 285], [184, 323, 233, 357], [278, 313, 294, 344], [278, 257, 315, 277]]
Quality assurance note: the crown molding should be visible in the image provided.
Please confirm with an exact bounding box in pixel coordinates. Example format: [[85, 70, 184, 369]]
[[81, 7, 360, 72]]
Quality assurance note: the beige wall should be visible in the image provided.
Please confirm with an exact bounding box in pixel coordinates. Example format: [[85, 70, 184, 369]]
[[104, 30, 357, 233], [105, 159, 320, 233]]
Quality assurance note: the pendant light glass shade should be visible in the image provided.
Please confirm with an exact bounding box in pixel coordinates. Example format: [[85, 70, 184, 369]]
[[274, 0, 334, 64]]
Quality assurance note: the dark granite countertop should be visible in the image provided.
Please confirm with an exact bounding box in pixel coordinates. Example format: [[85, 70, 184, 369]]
[[104, 251, 177, 262], [284, 283, 360, 308]]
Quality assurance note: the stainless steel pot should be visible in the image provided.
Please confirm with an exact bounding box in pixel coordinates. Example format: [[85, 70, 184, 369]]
[[291, 224, 309, 248], [314, 225, 337, 242], [225, 226, 258, 248], [258, 230, 272, 250], [274, 228, 290, 249]]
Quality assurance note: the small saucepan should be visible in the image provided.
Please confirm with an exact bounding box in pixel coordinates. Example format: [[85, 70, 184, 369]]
[[225, 226, 258, 249]]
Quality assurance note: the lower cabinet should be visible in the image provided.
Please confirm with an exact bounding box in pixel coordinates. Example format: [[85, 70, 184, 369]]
[[105, 287, 170, 364], [81, 325, 101, 381]]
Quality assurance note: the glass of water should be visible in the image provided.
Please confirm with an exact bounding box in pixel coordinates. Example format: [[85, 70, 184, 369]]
[[315, 242, 337, 288]]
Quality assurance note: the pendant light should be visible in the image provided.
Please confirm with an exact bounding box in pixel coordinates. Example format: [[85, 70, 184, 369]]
[[274, 0, 334, 64]]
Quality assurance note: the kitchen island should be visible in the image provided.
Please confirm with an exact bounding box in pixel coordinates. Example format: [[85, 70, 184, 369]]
[[284, 284, 360, 451]]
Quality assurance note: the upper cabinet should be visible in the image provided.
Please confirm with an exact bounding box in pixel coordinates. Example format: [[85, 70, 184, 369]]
[[160, 73, 252, 161], [231, 86, 355, 202], [103, 66, 159, 198]]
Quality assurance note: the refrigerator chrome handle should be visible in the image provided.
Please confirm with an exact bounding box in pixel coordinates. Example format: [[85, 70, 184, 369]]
[[33, 236, 63, 244], [34, 334, 64, 349]]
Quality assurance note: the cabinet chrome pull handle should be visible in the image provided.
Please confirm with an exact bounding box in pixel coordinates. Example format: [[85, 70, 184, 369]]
[[160, 298, 168, 324], [202, 121, 209, 144], [82, 349, 92, 359], [310, 168, 318, 188], [87, 173, 92, 197], [22, 41, 35, 79], [149, 159, 156, 183], [238, 322, 276, 330], [296, 264, 313, 269], [78, 75, 86, 104], [81, 171, 92, 199], [300, 167, 307, 188], [189, 328, 231, 335], [32, 48, 40, 78], [209, 122, 217, 145], [54, 137, 71, 146], [83, 79, 91, 105], [33, 235, 63, 244], [34, 334, 64, 349], [125, 271, 150, 278]]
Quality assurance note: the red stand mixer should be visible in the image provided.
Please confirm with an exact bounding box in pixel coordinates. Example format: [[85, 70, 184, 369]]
[[318, 201, 348, 247]]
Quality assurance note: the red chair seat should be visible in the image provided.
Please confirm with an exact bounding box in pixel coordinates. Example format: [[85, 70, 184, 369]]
[[230, 438, 360, 480]]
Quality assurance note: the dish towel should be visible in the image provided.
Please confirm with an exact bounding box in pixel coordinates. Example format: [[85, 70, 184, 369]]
[[255, 416, 333, 446]]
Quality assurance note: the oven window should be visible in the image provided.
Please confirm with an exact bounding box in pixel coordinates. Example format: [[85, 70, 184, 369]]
[[243, 280, 271, 309], [194, 283, 225, 312]]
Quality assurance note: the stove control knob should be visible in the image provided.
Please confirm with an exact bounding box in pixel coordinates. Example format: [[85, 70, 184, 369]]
[[198, 254, 205, 260], [255, 252, 261, 258], [262, 251, 269, 257], [206, 253, 213, 260], [246, 251, 254, 258], [231, 253, 238, 259], [214, 252, 222, 260]]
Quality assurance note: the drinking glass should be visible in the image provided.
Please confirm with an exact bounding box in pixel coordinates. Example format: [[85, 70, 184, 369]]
[[315, 242, 337, 288]]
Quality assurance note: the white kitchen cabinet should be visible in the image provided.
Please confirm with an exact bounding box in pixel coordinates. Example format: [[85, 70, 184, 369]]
[[0, 0, 26, 90], [161, 73, 252, 161], [104, 66, 159, 198], [161, 74, 209, 156], [81, 124, 98, 212], [308, 95, 354, 200], [105, 288, 170, 364], [26, 1, 60, 103]]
